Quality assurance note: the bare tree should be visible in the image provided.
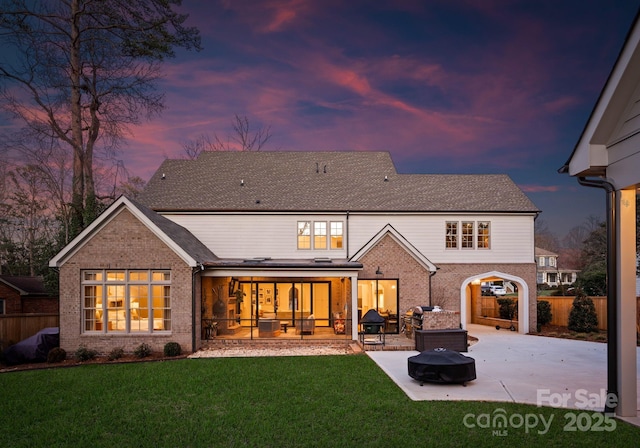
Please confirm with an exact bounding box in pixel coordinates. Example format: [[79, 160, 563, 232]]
[[0, 0, 201, 236], [534, 219, 560, 252], [182, 114, 272, 159]]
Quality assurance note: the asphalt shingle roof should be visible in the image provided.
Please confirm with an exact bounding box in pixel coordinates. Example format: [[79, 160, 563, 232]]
[[0, 275, 48, 295], [137, 151, 539, 213], [127, 198, 218, 263]]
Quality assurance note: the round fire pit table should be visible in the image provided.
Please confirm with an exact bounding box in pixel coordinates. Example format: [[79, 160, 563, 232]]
[[408, 348, 476, 386]]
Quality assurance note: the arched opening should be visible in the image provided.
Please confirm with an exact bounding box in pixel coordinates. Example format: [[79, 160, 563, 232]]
[[459, 271, 530, 334]]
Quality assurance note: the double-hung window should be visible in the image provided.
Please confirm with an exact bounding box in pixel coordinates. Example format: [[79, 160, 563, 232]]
[[461, 221, 474, 249], [477, 221, 490, 249], [314, 222, 327, 249], [446, 222, 458, 248], [330, 222, 343, 249], [297, 222, 311, 249], [82, 269, 171, 334]]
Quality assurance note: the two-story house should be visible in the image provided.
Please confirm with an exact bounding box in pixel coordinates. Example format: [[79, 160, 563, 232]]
[[534, 247, 579, 287], [50, 151, 539, 354]]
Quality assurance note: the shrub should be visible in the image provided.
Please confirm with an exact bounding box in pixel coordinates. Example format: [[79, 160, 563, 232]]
[[567, 293, 598, 333], [75, 345, 98, 362], [47, 347, 67, 363], [536, 300, 552, 332], [496, 298, 517, 320], [133, 343, 152, 359], [108, 347, 125, 361], [164, 342, 182, 357]]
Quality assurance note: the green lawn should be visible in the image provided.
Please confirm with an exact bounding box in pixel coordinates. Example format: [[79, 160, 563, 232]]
[[1, 355, 638, 447]]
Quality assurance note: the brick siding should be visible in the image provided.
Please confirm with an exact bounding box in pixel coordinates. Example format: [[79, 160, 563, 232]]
[[58, 209, 195, 355], [357, 234, 538, 332]]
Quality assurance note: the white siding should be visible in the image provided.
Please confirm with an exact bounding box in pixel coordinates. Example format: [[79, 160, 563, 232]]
[[164, 212, 535, 264]]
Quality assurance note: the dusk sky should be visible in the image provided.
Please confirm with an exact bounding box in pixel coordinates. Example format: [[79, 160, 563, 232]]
[[117, 0, 638, 238]]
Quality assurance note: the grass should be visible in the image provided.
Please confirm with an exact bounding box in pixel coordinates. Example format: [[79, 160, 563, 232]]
[[1, 355, 639, 447]]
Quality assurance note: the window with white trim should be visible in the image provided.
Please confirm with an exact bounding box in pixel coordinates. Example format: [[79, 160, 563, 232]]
[[446, 221, 491, 249], [330, 221, 343, 249], [550, 257, 556, 267], [82, 270, 171, 333], [314, 222, 327, 249], [445, 222, 458, 249], [297, 221, 311, 249], [297, 220, 344, 250], [538, 257, 545, 267], [477, 221, 490, 249], [461, 221, 474, 249]]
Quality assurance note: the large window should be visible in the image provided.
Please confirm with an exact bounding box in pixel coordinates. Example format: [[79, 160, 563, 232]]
[[82, 270, 171, 333], [297, 220, 344, 250]]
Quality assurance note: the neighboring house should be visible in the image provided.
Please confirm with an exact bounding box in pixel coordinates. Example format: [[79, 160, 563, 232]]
[[0, 275, 58, 315], [534, 247, 579, 286], [559, 12, 640, 418], [50, 151, 539, 355]]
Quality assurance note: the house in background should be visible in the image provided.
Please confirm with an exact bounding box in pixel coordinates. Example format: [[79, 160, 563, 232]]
[[0, 275, 58, 315], [50, 151, 539, 355], [534, 247, 579, 287]]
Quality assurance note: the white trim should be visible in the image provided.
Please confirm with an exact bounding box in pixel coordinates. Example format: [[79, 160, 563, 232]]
[[49, 196, 198, 268], [350, 224, 437, 272], [459, 270, 530, 334], [201, 268, 359, 278]]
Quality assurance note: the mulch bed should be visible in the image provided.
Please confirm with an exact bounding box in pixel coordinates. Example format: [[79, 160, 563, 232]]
[[0, 352, 188, 373], [536, 324, 615, 344]]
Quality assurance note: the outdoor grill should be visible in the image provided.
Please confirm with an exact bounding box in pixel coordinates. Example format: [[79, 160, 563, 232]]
[[359, 309, 386, 345], [408, 348, 476, 385], [403, 306, 433, 337]]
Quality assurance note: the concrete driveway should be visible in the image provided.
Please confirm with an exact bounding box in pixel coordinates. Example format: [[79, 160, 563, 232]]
[[367, 324, 640, 425]]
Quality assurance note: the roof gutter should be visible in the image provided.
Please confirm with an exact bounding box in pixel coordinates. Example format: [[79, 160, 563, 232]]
[[577, 176, 618, 414]]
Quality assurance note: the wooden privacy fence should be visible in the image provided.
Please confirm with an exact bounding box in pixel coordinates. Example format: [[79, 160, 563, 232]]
[[481, 296, 640, 331], [0, 313, 59, 348], [540, 297, 609, 331]]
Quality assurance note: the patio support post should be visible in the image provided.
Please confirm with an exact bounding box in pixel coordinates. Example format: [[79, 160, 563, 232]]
[[616, 188, 637, 417], [351, 274, 358, 341]]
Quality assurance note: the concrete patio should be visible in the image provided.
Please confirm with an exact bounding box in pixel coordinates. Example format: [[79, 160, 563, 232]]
[[367, 323, 640, 427]]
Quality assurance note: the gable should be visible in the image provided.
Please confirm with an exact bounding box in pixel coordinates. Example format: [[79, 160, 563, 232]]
[[350, 224, 437, 272], [50, 196, 216, 268]]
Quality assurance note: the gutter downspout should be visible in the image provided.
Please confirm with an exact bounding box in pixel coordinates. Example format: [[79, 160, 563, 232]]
[[428, 269, 437, 307], [346, 211, 350, 259], [577, 176, 617, 414]]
